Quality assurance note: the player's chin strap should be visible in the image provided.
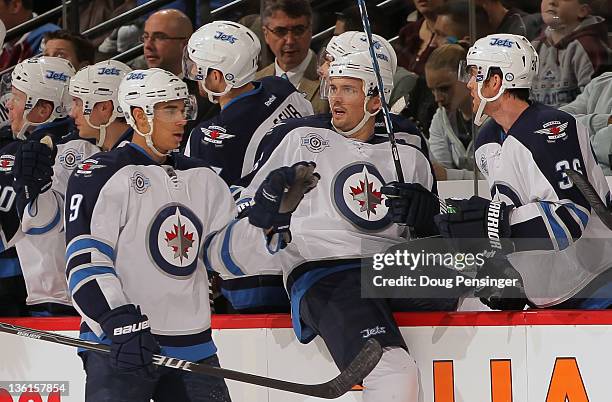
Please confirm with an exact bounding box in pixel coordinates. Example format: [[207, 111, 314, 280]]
[[84, 112, 119, 148], [14, 112, 56, 140], [474, 81, 506, 126], [134, 118, 168, 158], [200, 80, 233, 104]]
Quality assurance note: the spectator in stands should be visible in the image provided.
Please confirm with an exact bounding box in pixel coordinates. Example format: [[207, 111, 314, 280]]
[[142, 8, 217, 149], [396, 0, 446, 76], [333, 4, 390, 38], [432, 0, 492, 47], [0, 0, 60, 71], [531, 0, 610, 108], [561, 71, 612, 174], [475, 0, 541, 40], [41, 30, 95, 71], [425, 44, 481, 180], [256, 0, 328, 114]]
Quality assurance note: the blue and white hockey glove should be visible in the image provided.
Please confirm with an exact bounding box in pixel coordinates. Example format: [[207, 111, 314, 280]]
[[434, 196, 513, 250], [99, 304, 160, 377], [381, 182, 440, 237], [12, 137, 56, 217], [249, 161, 320, 251]]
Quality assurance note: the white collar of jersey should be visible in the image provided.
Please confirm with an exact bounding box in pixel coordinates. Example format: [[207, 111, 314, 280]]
[[274, 49, 314, 88]]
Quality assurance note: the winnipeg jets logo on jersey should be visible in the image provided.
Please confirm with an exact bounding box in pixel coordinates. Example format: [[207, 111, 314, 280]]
[[75, 159, 106, 176], [300, 133, 329, 153], [0, 155, 14, 172], [201, 126, 236, 146], [130, 171, 151, 194], [535, 121, 569, 143], [59, 148, 85, 170], [147, 204, 203, 277], [333, 163, 391, 231]]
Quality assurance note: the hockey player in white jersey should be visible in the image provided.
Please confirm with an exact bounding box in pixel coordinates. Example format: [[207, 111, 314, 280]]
[[426, 34, 612, 309], [9, 60, 132, 315], [0, 56, 75, 316], [204, 50, 454, 401], [183, 20, 314, 185], [64, 67, 319, 400]]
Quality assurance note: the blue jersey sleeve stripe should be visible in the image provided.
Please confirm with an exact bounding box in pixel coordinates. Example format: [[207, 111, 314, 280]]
[[221, 219, 246, 277], [68, 266, 116, 292], [66, 238, 115, 262], [201, 232, 216, 272], [25, 207, 62, 235], [539, 202, 569, 250]]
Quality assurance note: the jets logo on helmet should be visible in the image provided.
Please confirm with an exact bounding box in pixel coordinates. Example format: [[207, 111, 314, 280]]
[[45, 70, 69, 81], [332, 163, 391, 231], [214, 31, 238, 44], [126, 72, 146, 80], [97, 67, 121, 75], [147, 204, 203, 277]]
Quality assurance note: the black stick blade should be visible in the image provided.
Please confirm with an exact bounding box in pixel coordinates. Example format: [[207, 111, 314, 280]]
[[564, 169, 612, 230]]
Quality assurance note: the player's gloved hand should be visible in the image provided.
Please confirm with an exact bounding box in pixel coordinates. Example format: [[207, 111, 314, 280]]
[[380, 182, 440, 237], [99, 304, 160, 377], [434, 196, 513, 245], [474, 257, 528, 310], [12, 137, 57, 216], [249, 161, 320, 250]]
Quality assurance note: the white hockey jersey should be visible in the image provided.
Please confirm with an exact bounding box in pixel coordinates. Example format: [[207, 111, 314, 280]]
[[17, 138, 100, 306], [203, 114, 433, 341], [475, 102, 612, 307], [64, 143, 272, 360]]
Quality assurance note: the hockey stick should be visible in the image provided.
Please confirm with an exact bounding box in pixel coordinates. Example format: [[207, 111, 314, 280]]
[[0, 321, 381, 399], [564, 168, 612, 230], [356, 0, 404, 183]]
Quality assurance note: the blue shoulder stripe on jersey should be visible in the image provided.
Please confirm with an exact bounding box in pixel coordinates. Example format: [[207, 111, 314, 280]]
[[160, 341, 217, 361], [25, 206, 61, 235], [221, 219, 246, 276], [66, 238, 115, 262], [68, 266, 116, 292], [563, 203, 589, 228], [128, 142, 157, 160], [539, 202, 569, 250], [221, 286, 288, 311], [223, 81, 263, 110], [0, 258, 22, 278]]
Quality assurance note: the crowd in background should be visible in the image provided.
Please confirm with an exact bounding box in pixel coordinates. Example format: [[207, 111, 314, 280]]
[[0, 0, 610, 316]]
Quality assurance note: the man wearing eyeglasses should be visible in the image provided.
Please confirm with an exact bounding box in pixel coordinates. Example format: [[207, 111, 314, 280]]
[[142, 9, 218, 150], [256, 0, 329, 114]]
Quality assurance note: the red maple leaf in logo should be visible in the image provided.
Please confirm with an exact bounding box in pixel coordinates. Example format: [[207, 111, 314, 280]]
[[349, 172, 383, 218], [0, 159, 11, 168], [165, 222, 195, 263], [209, 130, 220, 139], [550, 126, 561, 135], [81, 163, 92, 170]]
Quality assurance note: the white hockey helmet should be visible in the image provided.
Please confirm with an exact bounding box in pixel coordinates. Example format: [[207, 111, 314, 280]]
[[10, 56, 76, 139], [328, 50, 394, 136], [118, 68, 197, 156], [460, 34, 539, 125], [69, 60, 132, 147], [321, 31, 396, 99], [326, 31, 397, 73], [183, 20, 260, 103]]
